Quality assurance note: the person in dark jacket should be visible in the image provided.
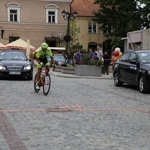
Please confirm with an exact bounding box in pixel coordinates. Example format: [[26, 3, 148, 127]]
[[103, 51, 111, 75]]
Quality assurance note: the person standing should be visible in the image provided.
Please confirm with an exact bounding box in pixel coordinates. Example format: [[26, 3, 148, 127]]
[[95, 44, 104, 75], [89, 48, 94, 59], [95, 44, 103, 60], [103, 51, 111, 75]]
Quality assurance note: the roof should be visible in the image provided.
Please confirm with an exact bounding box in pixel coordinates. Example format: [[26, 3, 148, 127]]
[[5, 39, 35, 50], [71, 0, 99, 16]]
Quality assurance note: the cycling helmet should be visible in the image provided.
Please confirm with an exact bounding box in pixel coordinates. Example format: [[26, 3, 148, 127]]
[[41, 42, 48, 49]]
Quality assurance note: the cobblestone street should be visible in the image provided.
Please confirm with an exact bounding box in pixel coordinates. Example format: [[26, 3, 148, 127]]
[[0, 70, 150, 150]]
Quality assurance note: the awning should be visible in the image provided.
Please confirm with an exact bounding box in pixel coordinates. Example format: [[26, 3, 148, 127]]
[[36, 47, 65, 51], [127, 30, 142, 43]]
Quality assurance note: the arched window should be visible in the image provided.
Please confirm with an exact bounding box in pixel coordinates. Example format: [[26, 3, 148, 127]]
[[45, 4, 59, 24], [6, 2, 21, 22]]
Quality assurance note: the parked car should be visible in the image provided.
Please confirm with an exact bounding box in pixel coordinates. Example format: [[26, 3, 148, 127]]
[[0, 49, 33, 80], [113, 50, 150, 93], [53, 54, 65, 66]]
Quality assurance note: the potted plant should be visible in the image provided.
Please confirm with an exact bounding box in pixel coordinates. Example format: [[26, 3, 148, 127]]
[[75, 52, 103, 76]]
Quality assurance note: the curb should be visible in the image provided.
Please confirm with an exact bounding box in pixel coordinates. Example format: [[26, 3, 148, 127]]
[[50, 70, 113, 79]]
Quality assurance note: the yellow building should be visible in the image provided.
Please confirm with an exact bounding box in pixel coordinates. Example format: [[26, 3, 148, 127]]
[[71, 0, 108, 51]]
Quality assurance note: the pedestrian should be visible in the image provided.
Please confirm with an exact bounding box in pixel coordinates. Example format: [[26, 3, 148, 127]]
[[103, 51, 111, 75], [95, 43, 103, 61], [89, 48, 94, 59], [66, 50, 71, 64], [93, 52, 99, 60]]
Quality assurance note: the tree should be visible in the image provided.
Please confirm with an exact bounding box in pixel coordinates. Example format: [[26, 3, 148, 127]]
[[139, 0, 150, 28], [93, 0, 149, 49]]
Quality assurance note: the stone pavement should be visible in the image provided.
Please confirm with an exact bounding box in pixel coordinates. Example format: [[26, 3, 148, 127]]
[[0, 70, 150, 150]]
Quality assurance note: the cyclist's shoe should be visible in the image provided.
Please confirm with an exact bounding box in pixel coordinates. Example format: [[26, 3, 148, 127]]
[[36, 82, 40, 90], [36, 85, 40, 90]]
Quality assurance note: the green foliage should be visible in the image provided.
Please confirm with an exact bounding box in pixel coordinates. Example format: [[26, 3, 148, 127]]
[[82, 53, 102, 66], [69, 20, 81, 51], [93, 0, 150, 48], [72, 43, 83, 50]]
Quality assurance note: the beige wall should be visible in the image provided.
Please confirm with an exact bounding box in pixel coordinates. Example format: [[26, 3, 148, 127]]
[[76, 17, 107, 50], [142, 29, 150, 50], [0, 0, 71, 48]]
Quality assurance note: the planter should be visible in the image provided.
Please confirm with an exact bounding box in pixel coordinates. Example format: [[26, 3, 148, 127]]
[[75, 65, 102, 76], [53, 66, 75, 74], [61, 67, 75, 74]]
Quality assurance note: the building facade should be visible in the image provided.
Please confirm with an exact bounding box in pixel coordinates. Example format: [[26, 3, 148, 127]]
[[122, 29, 150, 51], [71, 0, 108, 51], [0, 0, 72, 48]]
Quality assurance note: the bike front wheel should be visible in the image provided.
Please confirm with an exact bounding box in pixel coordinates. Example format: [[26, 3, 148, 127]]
[[43, 73, 51, 95]]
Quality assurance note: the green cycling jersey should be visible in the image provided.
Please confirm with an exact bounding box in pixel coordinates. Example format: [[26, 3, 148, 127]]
[[35, 47, 53, 59]]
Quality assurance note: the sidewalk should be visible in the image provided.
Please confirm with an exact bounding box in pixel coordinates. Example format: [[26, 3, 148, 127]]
[[50, 70, 113, 79]]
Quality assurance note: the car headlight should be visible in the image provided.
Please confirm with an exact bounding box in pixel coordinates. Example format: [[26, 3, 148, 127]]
[[0, 65, 6, 70], [23, 65, 31, 70]]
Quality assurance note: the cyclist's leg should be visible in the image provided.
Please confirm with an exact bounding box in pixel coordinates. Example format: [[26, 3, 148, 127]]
[[35, 62, 42, 89], [36, 68, 42, 82], [45, 66, 49, 74]]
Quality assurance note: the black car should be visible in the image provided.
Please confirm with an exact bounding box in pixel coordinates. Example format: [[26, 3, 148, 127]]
[[113, 50, 150, 93], [0, 49, 33, 80]]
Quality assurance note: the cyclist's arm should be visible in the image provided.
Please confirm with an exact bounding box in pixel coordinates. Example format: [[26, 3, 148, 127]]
[[34, 52, 41, 64], [47, 49, 54, 65]]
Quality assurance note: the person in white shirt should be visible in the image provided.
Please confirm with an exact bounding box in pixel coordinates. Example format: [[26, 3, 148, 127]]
[[95, 44, 103, 60]]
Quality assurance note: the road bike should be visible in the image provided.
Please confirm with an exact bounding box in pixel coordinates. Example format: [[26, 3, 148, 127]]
[[34, 67, 51, 95]]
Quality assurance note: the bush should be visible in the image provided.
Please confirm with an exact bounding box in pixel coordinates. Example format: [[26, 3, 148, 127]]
[[82, 53, 102, 66]]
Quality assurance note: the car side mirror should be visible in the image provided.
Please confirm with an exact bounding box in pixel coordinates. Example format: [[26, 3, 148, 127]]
[[130, 60, 137, 64]]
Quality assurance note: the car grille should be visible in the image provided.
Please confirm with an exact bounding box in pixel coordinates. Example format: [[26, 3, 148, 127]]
[[7, 66, 23, 70]]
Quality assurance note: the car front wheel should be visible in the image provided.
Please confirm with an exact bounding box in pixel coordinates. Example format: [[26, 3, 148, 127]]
[[139, 76, 148, 93], [114, 72, 123, 86]]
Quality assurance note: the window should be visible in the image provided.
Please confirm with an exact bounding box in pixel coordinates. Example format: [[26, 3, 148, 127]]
[[88, 22, 97, 33], [9, 36, 19, 43], [129, 52, 137, 61], [120, 52, 130, 62], [7, 3, 21, 22], [45, 4, 58, 24]]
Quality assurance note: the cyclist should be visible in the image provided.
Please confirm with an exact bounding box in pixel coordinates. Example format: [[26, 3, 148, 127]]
[[34, 42, 53, 90]]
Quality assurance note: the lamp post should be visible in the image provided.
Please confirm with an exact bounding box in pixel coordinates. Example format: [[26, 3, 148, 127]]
[[61, 10, 77, 52]]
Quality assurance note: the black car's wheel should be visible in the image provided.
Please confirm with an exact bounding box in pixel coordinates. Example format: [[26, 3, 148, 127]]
[[114, 72, 123, 86], [139, 76, 148, 93]]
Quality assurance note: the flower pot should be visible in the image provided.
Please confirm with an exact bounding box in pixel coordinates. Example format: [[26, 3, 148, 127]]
[[75, 65, 102, 76]]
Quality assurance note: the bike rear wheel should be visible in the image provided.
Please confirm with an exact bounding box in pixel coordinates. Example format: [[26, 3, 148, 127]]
[[43, 73, 51, 95], [34, 73, 40, 93]]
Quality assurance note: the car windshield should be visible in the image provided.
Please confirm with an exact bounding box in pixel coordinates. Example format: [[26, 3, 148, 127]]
[[0, 51, 27, 61], [138, 52, 150, 63]]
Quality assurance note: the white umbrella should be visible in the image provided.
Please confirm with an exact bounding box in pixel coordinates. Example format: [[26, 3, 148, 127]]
[[0, 42, 5, 49]]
